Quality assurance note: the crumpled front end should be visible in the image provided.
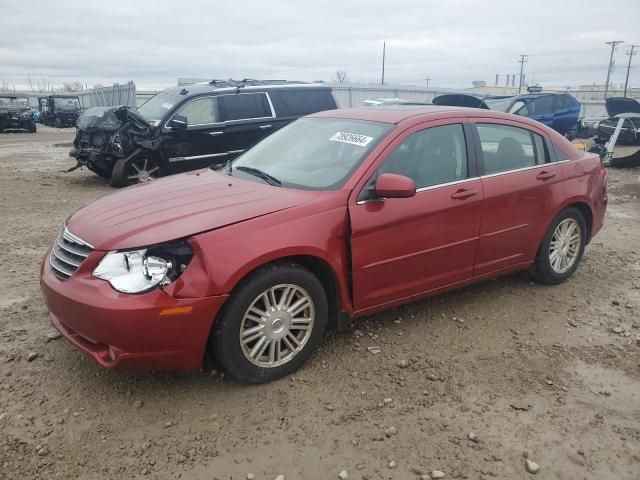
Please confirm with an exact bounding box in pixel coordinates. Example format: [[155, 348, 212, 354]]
[[69, 106, 160, 178]]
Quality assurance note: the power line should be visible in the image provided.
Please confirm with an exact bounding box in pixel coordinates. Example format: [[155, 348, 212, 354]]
[[604, 40, 624, 98], [518, 54, 528, 94], [624, 45, 638, 97]]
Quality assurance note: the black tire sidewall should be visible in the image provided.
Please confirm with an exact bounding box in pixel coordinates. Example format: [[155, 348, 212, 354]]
[[535, 207, 587, 284], [214, 263, 328, 383], [109, 159, 129, 187]]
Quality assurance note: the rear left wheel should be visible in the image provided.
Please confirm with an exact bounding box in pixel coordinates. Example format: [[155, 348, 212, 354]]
[[531, 207, 587, 284], [212, 262, 328, 383]]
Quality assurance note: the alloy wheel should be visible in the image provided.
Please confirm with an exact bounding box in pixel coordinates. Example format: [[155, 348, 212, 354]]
[[127, 158, 159, 182], [549, 218, 581, 274], [239, 284, 315, 368]]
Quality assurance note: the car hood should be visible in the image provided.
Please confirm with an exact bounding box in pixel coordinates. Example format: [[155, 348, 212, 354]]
[[605, 97, 640, 117], [76, 105, 153, 132], [66, 169, 319, 250], [432, 93, 489, 109]]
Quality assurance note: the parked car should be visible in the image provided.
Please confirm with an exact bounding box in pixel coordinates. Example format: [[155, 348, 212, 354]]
[[577, 109, 608, 138], [69, 79, 338, 187], [433, 92, 581, 135], [0, 95, 36, 133], [38, 95, 81, 127], [41, 105, 607, 383], [596, 97, 640, 145]]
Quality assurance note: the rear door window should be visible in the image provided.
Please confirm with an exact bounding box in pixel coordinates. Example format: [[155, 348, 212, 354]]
[[477, 124, 537, 174], [277, 90, 337, 116], [221, 93, 272, 121], [531, 96, 554, 115]]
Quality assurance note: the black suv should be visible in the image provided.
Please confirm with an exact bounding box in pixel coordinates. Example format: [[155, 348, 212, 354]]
[[0, 95, 36, 133], [69, 79, 337, 186], [38, 95, 81, 128]]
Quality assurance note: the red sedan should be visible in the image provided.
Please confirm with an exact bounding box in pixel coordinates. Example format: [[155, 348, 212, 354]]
[[41, 106, 607, 382]]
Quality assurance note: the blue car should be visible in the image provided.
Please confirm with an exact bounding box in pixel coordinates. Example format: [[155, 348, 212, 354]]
[[484, 93, 581, 135], [433, 92, 581, 135]]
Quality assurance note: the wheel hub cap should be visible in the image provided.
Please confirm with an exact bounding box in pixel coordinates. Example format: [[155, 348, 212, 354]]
[[239, 284, 315, 368], [549, 218, 581, 274]]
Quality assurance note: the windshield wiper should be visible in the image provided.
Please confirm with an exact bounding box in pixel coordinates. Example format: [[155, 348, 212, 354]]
[[235, 166, 282, 186]]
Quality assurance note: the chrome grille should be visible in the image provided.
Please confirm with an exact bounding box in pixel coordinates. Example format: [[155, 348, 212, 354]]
[[49, 227, 94, 279]]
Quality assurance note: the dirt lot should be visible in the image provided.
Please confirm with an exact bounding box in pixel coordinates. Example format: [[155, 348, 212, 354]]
[[1, 126, 639, 480]]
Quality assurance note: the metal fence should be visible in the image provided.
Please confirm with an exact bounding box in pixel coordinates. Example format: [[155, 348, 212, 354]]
[[328, 83, 608, 117], [75, 82, 137, 110]]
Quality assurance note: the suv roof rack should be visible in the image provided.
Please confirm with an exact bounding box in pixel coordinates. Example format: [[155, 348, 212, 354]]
[[208, 78, 308, 88]]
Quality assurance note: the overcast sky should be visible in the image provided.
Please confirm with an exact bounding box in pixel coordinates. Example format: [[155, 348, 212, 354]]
[[1, 0, 639, 91]]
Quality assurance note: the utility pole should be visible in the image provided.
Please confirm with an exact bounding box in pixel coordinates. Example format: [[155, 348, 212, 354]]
[[517, 55, 528, 94], [425, 76, 431, 88], [604, 40, 624, 99], [381, 41, 386, 85], [624, 45, 637, 97]]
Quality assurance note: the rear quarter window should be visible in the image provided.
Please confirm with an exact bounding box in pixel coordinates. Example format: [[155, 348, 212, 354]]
[[275, 90, 337, 116]]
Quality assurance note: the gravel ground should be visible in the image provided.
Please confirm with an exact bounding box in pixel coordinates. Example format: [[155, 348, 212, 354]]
[[1, 126, 639, 480]]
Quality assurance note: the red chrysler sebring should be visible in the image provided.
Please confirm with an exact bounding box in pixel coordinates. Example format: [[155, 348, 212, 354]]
[[41, 106, 607, 382]]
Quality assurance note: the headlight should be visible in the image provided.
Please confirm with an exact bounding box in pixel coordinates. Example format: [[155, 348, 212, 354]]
[[93, 240, 193, 294]]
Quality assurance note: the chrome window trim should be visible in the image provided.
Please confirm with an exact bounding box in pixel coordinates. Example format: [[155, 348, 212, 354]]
[[163, 92, 275, 129], [355, 159, 571, 205], [169, 149, 245, 162], [480, 159, 570, 179]]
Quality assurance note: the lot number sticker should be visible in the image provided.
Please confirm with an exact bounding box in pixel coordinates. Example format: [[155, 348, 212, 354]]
[[330, 132, 374, 147]]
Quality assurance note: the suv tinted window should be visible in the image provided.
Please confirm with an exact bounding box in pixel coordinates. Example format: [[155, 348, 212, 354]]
[[176, 97, 219, 126], [477, 124, 537, 174], [277, 90, 336, 116], [379, 124, 468, 189], [222, 93, 271, 121]]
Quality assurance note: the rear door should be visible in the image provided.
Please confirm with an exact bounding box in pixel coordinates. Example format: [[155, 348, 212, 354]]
[[349, 120, 483, 312], [471, 119, 566, 276], [524, 95, 555, 129], [218, 92, 278, 160], [552, 94, 580, 134], [162, 96, 227, 173]]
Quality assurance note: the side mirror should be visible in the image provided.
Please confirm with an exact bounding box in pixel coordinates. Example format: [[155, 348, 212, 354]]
[[375, 173, 416, 199], [168, 114, 188, 130]]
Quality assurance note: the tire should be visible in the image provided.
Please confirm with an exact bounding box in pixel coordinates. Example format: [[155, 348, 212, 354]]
[[109, 156, 161, 188], [109, 159, 128, 187], [212, 262, 328, 383], [530, 207, 587, 285]]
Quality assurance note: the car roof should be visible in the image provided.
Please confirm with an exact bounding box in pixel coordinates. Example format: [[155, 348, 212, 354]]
[[162, 81, 331, 97], [309, 105, 545, 126]]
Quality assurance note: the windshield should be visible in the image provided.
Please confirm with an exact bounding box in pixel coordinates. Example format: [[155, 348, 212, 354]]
[[484, 98, 515, 112], [53, 97, 80, 109], [0, 97, 29, 109], [230, 118, 392, 190], [137, 91, 180, 125]]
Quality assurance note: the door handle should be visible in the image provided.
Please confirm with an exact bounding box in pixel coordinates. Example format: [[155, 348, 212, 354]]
[[208, 131, 224, 136], [450, 188, 478, 200], [259, 124, 273, 130], [536, 170, 556, 180]]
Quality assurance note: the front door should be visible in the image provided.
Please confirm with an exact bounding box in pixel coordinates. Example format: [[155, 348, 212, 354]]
[[162, 96, 228, 174], [471, 120, 566, 276], [349, 121, 483, 312]]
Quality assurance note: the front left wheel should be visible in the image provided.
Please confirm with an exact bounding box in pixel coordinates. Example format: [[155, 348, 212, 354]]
[[212, 262, 328, 383], [110, 157, 161, 187]]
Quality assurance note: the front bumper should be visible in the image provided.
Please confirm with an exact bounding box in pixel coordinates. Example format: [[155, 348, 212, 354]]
[[40, 252, 228, 371]]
